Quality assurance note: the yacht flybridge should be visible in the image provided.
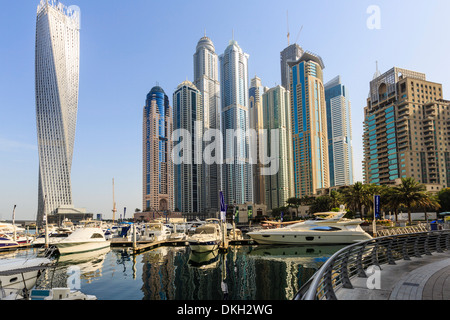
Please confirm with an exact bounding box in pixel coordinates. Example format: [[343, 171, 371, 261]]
[[247, 212, 372, 245]]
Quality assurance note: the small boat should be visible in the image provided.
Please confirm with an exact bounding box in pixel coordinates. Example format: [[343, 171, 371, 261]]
[[0, 256, 54, 300], [0, 234, 19, 249], [55, 227, 110, 255], [247, 212, 373, 245], [188, 219, 223, 253], [29, 288, 97, 300], [139, 222, 171, 242]]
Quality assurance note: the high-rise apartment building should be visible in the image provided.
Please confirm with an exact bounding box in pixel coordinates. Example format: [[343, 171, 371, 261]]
[[35, 0, 80, 224], [363, 67, 450, 189], [219, 39, 253, 206], [262, 85, 295, 210], [324, 76, 354, 187], [173, 80, 203, 213], [289, 52, 330, 197], [280, 43, 304, 90], [193, 35, 221, 213], [143, 86, 173, 213], [249, 76, 268, 205]]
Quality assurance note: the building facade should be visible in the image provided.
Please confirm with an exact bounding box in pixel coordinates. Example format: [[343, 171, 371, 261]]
[[173, 80, 203, 213], [324, 76, 354, 187], [289, 52, 330, 197], [363, 67, 450, 190], [219, 39, 253, 206], [193, 35, 221, 213], [280, 43, 304, 91], [262, 85, 295, 210], [143, 86, 173, 213], [35, 0, 80, 225], [249, 76, 268, 205]]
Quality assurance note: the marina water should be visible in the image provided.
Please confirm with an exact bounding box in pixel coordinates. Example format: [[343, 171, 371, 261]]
[[4, 245, 344, 300]]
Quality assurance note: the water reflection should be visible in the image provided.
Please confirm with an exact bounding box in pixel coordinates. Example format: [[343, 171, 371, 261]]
[[27, 244, 342, 300]]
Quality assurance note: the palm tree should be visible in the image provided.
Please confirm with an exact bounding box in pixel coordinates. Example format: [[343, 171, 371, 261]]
[[393, 177, 428, 225], [342, 182, 370, 219], [286, 197, 301, 219]]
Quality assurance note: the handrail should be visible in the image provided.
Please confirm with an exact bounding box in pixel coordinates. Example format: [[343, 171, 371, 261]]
[[294, 230, 450, 300]]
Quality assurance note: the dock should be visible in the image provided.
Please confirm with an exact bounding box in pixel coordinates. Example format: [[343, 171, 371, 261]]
[[110, 238, 255, 254], [0, 243, 34, 253]]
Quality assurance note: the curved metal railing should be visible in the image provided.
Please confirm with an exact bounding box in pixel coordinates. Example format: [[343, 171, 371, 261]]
[[294, 230, 450, 300]]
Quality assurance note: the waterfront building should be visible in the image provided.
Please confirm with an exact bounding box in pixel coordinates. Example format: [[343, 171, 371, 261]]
[[35, 0, 81, 225], [324, 76, 354, 187], [280, 43, 304, 91], [173, 80, 203, 213], [249, 76, 268, 205], [363, 67, 450, 190], [219, 39, 253, 206], [288, 52, 330, 197], [143, 86, 173, 213], [193, 35, 221, 213], [262, 85, 295, 210]]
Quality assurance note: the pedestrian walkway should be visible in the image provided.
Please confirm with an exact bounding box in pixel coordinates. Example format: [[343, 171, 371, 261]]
[[335, 251, 450, 300]]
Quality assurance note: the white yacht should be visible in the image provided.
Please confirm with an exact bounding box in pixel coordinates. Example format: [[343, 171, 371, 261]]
[[247, 212, 372, 245], [55, 227, 110, 255], [0, 256, 53, 300], [188, 219, 223, 253], [139, 222, 171, 242], [0, 234, 19, 249]]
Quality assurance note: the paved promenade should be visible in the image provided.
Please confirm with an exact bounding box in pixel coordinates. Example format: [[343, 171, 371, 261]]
[[336, 251, 450, 300]]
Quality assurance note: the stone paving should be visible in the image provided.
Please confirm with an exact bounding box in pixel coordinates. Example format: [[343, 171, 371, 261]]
[[335, 251, 450, 300]]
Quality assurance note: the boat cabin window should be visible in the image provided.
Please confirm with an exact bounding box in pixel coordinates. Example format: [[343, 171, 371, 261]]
[[90, 233, 104, 239], [310, 226, 342, 232]]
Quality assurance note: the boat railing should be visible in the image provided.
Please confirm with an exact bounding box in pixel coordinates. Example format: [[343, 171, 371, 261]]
[[294, 229, 450, 300]]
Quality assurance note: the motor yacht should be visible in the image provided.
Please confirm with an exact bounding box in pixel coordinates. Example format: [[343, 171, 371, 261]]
[[188, 219, 223, 253], [0, 256, 53, 300], [0, 234, 19, 249], [55, 227, 110, 255], [139, 222, 171, 242], [247, 212, 372, 245]]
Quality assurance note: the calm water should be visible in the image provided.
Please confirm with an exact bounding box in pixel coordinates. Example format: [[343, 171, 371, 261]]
[[5, 244, 344, 300]]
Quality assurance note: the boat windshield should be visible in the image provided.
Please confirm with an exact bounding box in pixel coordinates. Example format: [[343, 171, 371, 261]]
[[194, 226, 216, 234], [147, 224, 162, 231]]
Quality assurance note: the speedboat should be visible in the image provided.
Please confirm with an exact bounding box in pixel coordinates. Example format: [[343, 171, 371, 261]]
[[247, 212, 373, 245], [188, 219, 223, 253], [55, 227, 110, 255], [139, 222, 171, 242], [0, 256, 53, 300], [0, 234, 19, 249]]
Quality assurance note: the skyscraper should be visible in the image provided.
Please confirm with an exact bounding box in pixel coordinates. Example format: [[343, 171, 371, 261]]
[[280, 43, 304, 90], [143, 86, 173, 213], [173, 80, 203, 213], [289, 52, 330, 197], [324, 76, 354, 187], [35, 0, 80, 224], [249, 76, 268, 205], [193, 35, 221, 213], [363, 67, 450, 189], [262, 85, 294, 210], [219, 39, 253, 206]]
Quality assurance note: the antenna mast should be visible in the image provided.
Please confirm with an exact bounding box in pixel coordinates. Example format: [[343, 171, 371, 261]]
[[112, 178, 117, 224]]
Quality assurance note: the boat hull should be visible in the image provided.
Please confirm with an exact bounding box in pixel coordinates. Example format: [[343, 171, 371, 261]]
[[56, 241, 110, 255], [188, 240, 220, 253], [247, 231, 372, 245]]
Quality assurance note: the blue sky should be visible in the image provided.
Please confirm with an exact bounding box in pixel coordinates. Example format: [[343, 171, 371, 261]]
[[1, 0, 449, 220]]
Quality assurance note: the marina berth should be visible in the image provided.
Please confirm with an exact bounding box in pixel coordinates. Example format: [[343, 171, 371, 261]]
[[247, 212, 373, 245], [188, 219, 223, 253], [54, 226, 110, 255]]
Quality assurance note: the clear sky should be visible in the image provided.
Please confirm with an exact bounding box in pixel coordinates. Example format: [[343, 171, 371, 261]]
[[1, 0, 449, 221]]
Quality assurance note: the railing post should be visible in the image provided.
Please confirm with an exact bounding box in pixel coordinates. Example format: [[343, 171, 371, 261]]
[[357, 243, 368, 278], [413, 235, 422, 258], [341, 250, 354, 289], [323, 263, 337, 300], [402, 236, 411, 261], [387, 238, 396, 265]]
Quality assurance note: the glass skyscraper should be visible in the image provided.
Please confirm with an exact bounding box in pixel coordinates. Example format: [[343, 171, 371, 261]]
[[173, 80, 203, 213], [193, 35, 221, 213], [219, 39, 253, 206], [324, 76, 354, 187], [289, 52, 330, 197], [35, 0, 80, 224], [143, 86, 173, 213], [280, 43, 304, 90]]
